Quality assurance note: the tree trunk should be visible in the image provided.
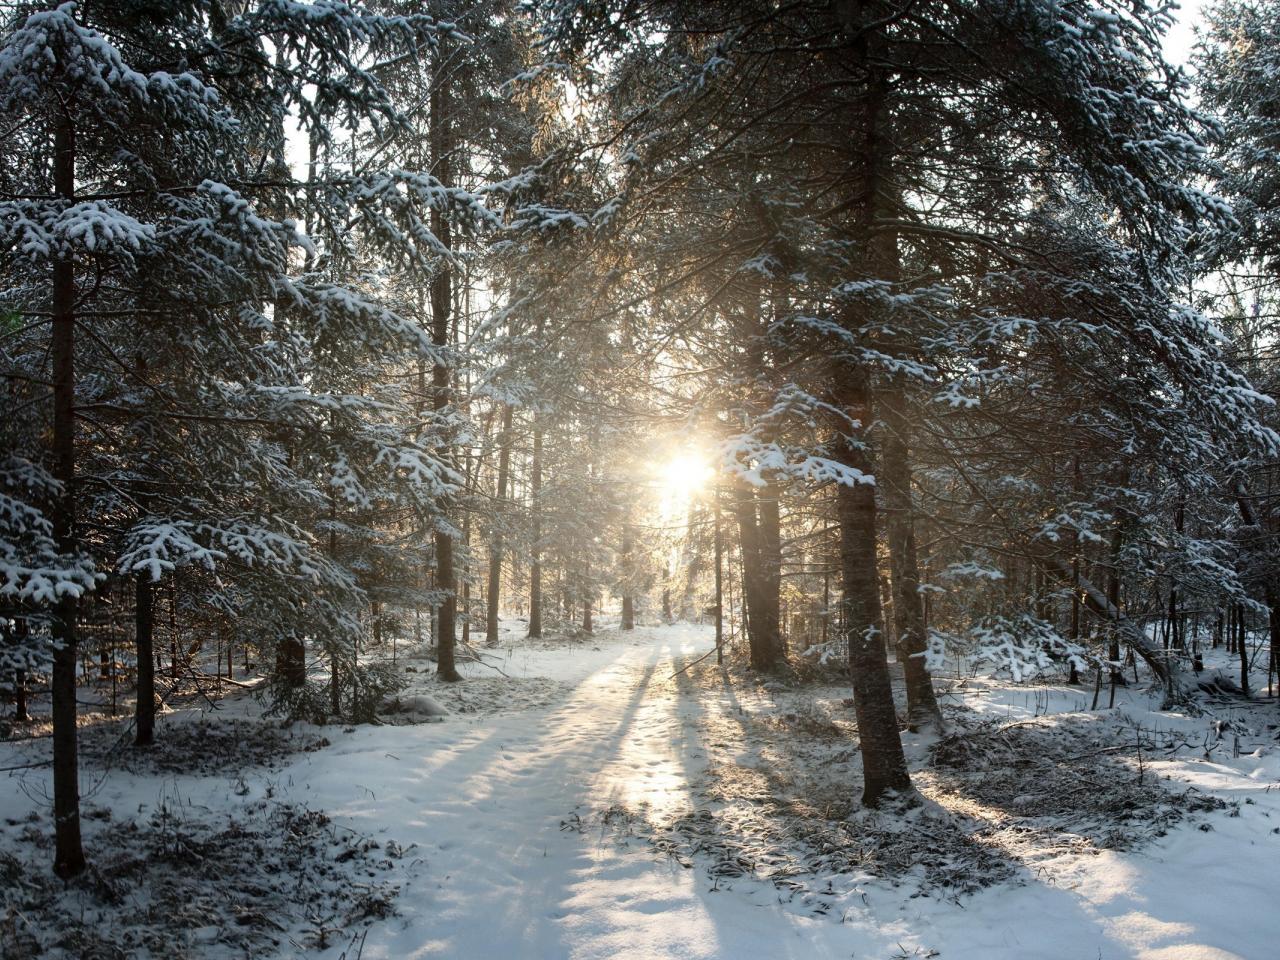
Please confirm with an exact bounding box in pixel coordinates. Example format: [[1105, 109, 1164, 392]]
[[1106, 523, 1123, 680], [833, 379, 913, 807], [486, 403, 513, 646], [328, 459, 341, 718], [758, 479, 784, 665], [620, 522, 635, 631], [528, 424, 543, 639], [135, 575, 155, 747], [1239, 604, 1250, 696], [714, 490, 724, 665], [879, 380, 943, 731], [661, 558, 672, 623], [431, 38, 461, 682], [731, 482, 780, 671], [11, 616, 29, 723], [50, 110, 85, 878], [831, 0, 915, 806]]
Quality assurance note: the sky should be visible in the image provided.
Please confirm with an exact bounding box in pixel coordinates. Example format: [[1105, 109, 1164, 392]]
[[1164, 0, 1207, 68]]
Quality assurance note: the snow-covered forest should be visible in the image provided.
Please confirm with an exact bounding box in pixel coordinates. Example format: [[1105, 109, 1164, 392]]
[[3, 0, 1280, 956]]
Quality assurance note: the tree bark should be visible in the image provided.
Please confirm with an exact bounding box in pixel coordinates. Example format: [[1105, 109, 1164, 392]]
[[431, 38, 461, 682], [731, 482, 781, 671], [528, 424, 543, 639], [51, 109, 86, 878], [12, 616, 30, 723], [831, 0, 915, 807], [758, 479, 784, 664], [879, 379, 943, 731], [714, 490, 724, 665], [620, 522, 635, 630], [833, 377, 913, 806], [135, 575, 155, 746], [485, 403, 513, 646]]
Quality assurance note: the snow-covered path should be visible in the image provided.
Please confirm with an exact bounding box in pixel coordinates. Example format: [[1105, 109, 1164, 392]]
[[263, 623, 1279, 960], [296, 623, 813, 960]]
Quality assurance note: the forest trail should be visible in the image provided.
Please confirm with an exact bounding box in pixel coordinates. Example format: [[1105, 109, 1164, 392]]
[[293, 623, 785, 960]]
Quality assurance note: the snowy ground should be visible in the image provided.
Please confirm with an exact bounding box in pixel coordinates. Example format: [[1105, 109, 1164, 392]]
[[3, 622, 1279, 959]]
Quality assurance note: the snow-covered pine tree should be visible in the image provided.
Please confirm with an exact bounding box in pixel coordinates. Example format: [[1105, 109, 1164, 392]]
[[0, 0, 483, 875]]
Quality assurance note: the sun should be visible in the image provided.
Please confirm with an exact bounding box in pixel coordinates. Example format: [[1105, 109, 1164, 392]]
[[659, 453, 713, 501]]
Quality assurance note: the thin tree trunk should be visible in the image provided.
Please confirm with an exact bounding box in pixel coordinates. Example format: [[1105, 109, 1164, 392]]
[[620, 522, 635, 630], [830, 0, 915, 806], [50, 110, 85, 878], [1239, 604, 1251, 696], [758, 479, 784, 666], [714, 489, 724, 665], [731, 483, 779, 671], [1106, 523, 1124, 682], [135, 575, 155, 746], [528, 424, 543, 639], [329, 445, 341, 717], [661, 557, 672, 623], [14, 617, 29, 723], [486, 403, 513, 646]]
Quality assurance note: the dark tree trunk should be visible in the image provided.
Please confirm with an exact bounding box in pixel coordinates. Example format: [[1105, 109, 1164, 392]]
[[135, 575, 155, 747], [14, 667, 27, 723], [486, 403, 513, 646], [1068, 553, 1081, 685], [431, 40, 461, 682], [328, 462, 341, 718], [1106, 523, 1123, 679], [1269, 596, 1280, 697], [879, 380, 943, 731], [13, 616, 30, 723], [830, 0, 916, 806], [620, 523, 635, 630], [714, 490, 724, 665], [50, 110, 85, 879], [528, 424, 543, 639], [1239, 604, 1250, 696], [834, 379, 913, 806], [731, 482, 781, 671], [661, 558, 672, 622], [758, 479, 784, 664]]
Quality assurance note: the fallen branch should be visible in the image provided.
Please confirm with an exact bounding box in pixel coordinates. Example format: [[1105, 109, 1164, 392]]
[[454, 641, 512, 677], [669, 645, 721, 680]]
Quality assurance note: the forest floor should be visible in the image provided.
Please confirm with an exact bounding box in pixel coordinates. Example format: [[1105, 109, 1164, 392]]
[[2, 621, 1279, 959]]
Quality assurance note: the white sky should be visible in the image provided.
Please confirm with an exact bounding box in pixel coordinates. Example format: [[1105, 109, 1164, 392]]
[[1164, 0, 1208, 68]]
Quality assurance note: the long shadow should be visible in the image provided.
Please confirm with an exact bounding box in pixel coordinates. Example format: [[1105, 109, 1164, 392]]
[[424, 645, 667, 958], [640, 643, 878, 960], [380, 632, 647, 791]]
